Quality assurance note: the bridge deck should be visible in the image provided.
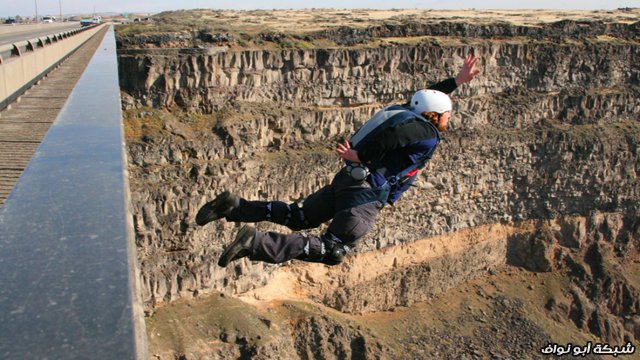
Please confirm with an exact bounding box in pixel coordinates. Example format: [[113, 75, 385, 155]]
[[0, 26, 108, 207]]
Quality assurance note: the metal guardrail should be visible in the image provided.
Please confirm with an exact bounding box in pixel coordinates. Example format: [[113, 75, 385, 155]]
[[0, 24, 104, 111], [0, 25, 98, 65], [0, 25, 147, 359]]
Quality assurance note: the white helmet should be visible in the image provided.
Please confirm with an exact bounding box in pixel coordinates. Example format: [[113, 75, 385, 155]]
[[410, 89, 452, 115]]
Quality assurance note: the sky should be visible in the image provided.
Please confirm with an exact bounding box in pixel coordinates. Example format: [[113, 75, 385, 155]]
[[1, 0, 639, 17]]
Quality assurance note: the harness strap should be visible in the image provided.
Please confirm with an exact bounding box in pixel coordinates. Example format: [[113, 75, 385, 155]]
[[406, 168, 419, 178], [386, 153, 431, 185], [334, 183, 391, 212]]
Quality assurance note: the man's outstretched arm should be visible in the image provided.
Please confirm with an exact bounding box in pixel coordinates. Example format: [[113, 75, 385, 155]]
[[455, 54, 480, 86], [428, 54, 480, 94]]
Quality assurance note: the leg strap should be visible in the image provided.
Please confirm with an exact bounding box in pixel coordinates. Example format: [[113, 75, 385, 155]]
[[266, 201, 292, 225], [266, 201, 309, 230], [301, 233, 351, 265]]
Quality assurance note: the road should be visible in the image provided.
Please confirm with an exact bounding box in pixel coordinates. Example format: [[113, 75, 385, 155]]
[[0, 26, 108, 206], [0, 22, 82, 45]]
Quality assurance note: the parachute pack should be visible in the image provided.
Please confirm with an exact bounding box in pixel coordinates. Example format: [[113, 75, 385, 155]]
[[350, 104, 440, 183], [336, 105, 441, 210]]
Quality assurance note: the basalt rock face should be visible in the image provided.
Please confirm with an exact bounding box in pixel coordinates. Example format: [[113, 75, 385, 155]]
[[313, 20, 640, 45], [292, 314, 391, 359], [118, 19, 640, 345], [517, 212, 640, 344], [118, 41, 640, 112], [116, 19, 640, 51]]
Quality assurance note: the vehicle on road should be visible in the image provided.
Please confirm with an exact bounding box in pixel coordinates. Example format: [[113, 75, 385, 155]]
[[80, 16, 101, 27], [42, 16, 56, 23]]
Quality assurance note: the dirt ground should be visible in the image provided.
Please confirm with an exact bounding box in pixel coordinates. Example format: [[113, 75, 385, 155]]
[[147, 263, 623, 359], [116, 8, 640, 39], [171, 8, 640, 30]]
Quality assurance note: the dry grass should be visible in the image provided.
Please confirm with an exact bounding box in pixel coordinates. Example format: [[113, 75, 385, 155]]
[[116, 8, 640, 46], [123, 107, 222, 143], [123, 108, 169, 142]]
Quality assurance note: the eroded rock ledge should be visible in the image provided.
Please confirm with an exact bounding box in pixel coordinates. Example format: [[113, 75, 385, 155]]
[[118, 41, 640, 111]]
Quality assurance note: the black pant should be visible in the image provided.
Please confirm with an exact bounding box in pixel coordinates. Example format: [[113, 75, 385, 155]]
[[226, 168, 382, 264]]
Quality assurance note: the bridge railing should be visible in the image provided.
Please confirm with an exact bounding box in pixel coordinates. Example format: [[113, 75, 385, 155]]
[[0, 24, 104, 111], [0, 25, 148, 359], [0, 24, 99, 63]]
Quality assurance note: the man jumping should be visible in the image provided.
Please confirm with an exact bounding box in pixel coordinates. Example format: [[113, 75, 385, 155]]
[[196, 55, 480, 267]]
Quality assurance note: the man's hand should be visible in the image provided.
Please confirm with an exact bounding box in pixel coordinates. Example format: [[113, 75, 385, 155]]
[[336, 140, 361, 163], [455, 54, 480, 86]]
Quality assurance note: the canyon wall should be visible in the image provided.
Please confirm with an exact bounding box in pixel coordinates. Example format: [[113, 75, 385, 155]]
[[118, 40, 640, 112], [117, 20, 640, 343]]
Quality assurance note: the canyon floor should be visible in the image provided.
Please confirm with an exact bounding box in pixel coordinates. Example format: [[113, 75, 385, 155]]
[[147, 261, 634, 359], [143, 216, 640, 359]]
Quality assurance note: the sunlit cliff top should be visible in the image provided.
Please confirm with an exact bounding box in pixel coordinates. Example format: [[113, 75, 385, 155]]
[[115, 8, 640, 50]]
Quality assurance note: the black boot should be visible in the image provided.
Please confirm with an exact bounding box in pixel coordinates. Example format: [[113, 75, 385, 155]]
[[218, 225, 256, 267], [196, 191, 240, 226]]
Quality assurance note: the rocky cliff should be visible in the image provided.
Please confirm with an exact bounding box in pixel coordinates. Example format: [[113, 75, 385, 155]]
[[117, 13, 640, 357], [118, 38, 640, 111]]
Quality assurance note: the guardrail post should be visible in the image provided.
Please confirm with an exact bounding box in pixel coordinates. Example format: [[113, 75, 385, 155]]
[[11, 44, 21, 56]]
